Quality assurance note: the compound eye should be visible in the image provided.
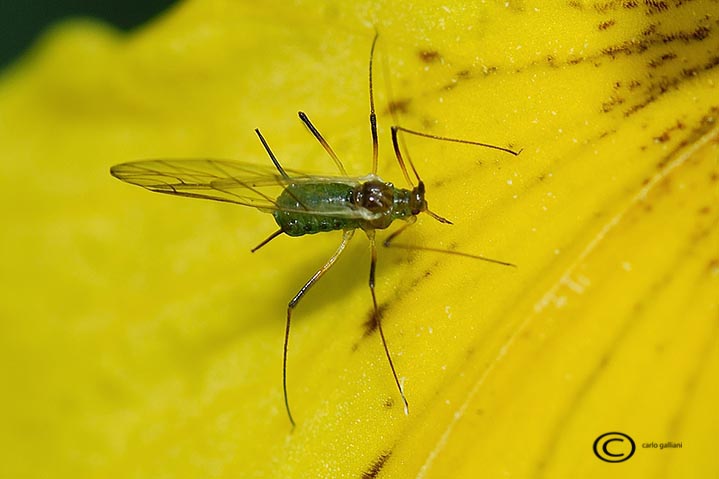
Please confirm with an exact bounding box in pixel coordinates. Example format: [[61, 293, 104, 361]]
[[411, 200, 425, 216], [410, 187, 426, 215]]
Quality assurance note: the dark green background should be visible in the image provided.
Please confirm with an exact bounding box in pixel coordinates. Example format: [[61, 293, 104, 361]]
[[0, 1, 178, 69]]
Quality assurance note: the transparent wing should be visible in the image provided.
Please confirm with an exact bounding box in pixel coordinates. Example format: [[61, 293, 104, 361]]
[[110, 159, 369, 217]]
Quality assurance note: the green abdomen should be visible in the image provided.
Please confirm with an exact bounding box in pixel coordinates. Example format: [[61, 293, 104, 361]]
[[273, 183, 361, 236]]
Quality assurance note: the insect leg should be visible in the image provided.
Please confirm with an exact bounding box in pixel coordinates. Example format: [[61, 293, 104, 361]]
[[393, 126, 522, 156], [297, 111, 347, 175], [368, 32, 379, 175], [384, 220, 517, 267], [390, 125, 417, 187], [251, 229, 284, 253], [382, 218, 416, 248], [283, 229, 355, 428], [390, 126, 522, 189], [367, 230, 409, 415], [255, 128, 290, 179]]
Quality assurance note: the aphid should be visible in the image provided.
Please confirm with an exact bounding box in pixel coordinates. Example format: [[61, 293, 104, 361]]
[[110, 34, 520, 428]]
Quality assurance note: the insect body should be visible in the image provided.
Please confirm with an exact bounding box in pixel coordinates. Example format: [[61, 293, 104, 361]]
[[110, 33, 519, 429], [275, 176, 422, 236]]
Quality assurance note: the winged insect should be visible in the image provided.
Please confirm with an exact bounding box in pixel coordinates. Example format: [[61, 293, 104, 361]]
[[111, 33, 520, 428]]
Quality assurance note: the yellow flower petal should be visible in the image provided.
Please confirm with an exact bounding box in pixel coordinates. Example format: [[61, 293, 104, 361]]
[[0, 1, 716, 477]]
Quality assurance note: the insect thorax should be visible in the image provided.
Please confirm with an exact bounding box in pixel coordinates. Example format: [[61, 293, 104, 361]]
[[273, 179, 420, 237]]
